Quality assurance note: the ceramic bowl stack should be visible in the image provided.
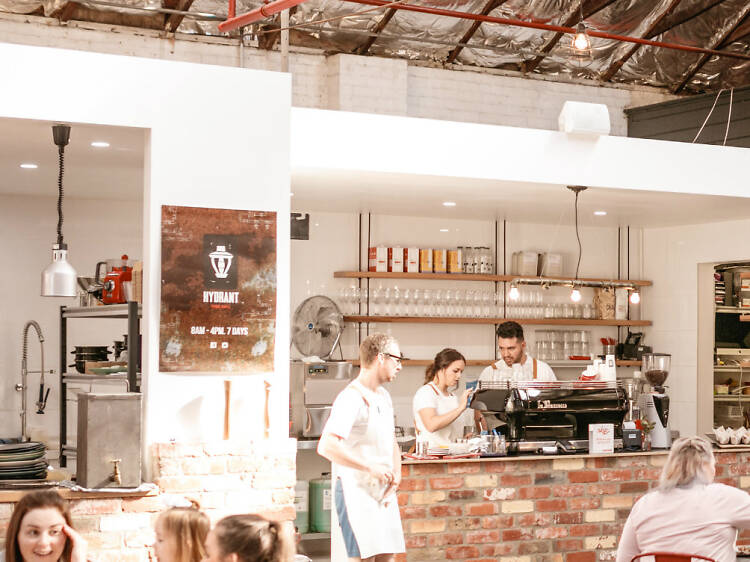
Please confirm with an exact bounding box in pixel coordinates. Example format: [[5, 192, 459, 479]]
[[0, 442, 48, 482]]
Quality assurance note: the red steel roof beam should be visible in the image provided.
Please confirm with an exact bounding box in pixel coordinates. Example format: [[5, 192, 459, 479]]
[[340, 0, 750, 62], [219, 0, 304, 32]]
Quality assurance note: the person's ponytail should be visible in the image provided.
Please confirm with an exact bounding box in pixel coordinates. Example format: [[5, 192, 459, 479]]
[[423, 348, 466, 385]]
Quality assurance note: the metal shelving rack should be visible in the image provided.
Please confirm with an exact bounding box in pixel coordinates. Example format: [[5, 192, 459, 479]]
[[59, 302, 142, 467]]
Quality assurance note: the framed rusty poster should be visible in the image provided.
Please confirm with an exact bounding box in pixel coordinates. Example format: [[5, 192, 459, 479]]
[[159, 205, 277, 373]]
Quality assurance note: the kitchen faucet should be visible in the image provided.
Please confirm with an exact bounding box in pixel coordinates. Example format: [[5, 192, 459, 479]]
[[17, 320, 51, 442]]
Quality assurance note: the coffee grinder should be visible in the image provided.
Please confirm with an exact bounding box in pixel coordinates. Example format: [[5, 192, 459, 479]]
[[641, 353, 671, 448]]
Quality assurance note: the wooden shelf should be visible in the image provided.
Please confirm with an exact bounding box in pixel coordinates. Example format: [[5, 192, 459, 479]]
[[343, 315, 652, 327], [334, 271, 652, 286]]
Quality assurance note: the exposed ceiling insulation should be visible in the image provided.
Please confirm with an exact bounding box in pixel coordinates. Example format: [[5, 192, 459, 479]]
[[4, 0, 750, 94]]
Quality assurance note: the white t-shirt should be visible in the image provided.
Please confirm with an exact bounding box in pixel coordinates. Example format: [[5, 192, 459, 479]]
[[616, 481, 750, 562], [412, 382, 471, 447], [478, 355, 556, 383]]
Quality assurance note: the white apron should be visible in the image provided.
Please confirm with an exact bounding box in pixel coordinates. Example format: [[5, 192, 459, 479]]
[[333, 381, 405, 559], [415, 382, 463, 447]]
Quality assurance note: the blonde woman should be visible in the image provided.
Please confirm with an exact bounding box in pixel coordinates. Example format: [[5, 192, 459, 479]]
[[153, 500, 210, 562], [202, 514, 294, 562], [616, 436, 750, 562]]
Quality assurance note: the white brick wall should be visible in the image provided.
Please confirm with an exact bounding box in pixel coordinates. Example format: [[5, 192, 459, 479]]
[[0, 12, 675, 132]]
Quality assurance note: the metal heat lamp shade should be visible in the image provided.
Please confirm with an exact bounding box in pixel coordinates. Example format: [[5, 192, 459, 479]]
[[41, 124, 77, 297]]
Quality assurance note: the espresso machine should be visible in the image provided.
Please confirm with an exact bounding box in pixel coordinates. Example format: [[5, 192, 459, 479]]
[[641, 353, 671, 448], [470, 381, 627, 454]]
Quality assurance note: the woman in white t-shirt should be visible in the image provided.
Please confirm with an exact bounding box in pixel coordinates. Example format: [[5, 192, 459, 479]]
[[412, 348, 473, 448]]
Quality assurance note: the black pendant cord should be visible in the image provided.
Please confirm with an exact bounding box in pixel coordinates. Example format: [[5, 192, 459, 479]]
[[57, 145, 65, 246], [574, 188, 582, 282]]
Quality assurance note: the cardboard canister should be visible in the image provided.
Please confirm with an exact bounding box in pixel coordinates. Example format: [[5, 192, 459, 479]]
[[405, 248, 420, 272], [419, 248, 433, 273], [433, 249, 447, 273], [447, 249, 462, 273]]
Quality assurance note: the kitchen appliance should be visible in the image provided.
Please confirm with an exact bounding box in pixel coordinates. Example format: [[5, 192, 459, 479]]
[[76, 392, 141, 488], [470, 380, 627, 454], [620, 376, 646, 423], [641, 353, 671, 449], [290, 295, 352, 438], [96, 255, 133, 305], [617, 332, 652, 361], [290, 361, 354, 438]]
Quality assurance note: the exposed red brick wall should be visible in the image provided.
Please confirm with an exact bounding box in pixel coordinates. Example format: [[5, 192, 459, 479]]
[[396, 451, 750, 562]]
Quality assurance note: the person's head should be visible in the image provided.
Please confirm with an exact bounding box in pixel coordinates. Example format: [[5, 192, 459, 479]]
[[203, 514, 293, 562], [358, 333, 402, 383], [659, 436, 716, 492], [5, 490, 73, 562], [154, 500, 210, 562], [424, 348, 466, 387], [496, 321, 526, 367]]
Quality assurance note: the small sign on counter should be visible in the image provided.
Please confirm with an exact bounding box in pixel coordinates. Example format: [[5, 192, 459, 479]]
[[588, 423, 615, 454]]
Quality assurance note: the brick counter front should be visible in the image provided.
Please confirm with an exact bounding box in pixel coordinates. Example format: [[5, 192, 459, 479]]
[[397, 450, 750, 562]]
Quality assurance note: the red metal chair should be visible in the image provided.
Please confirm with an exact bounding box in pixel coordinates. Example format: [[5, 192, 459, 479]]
[[631, 554, 716, 562]]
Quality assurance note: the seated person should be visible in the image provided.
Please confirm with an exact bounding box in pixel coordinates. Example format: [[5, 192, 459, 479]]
[[203, 513, 294, 562], [3, 489, 88, 562], [412, 348, 473, 448], [616, 436, 750, 562], [153, 499, 210, 562]]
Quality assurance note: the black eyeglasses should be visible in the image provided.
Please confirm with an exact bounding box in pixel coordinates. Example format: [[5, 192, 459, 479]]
[[382, 353, 408, 365]]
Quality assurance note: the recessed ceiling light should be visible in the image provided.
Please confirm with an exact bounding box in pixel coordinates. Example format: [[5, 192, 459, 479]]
[[290, 192, 294, 197], [91, 141, 110, 148], [593, 210, 607, 216], [20, 163, 38, 169], [443, 201, 456, 207], [439, 228, 449, 232]]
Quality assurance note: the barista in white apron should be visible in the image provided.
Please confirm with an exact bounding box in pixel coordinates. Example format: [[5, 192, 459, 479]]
[[318, 334, 405, 561], [477, 321, 556, 383], [413, 348, 473, 447]]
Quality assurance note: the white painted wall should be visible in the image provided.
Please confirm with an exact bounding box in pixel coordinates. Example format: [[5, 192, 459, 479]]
[[0, 13, 675, 135], [291, 210, 643, 428], [0, 194, 141, 453], [643, 217, 750, 438], [0, 43, 291, 465]]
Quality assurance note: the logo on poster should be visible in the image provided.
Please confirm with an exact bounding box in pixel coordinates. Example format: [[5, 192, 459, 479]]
[[209, 245, 233, 279]]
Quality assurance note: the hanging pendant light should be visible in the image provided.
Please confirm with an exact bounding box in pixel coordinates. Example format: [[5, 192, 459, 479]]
[[509, 283, 520, 301], [629, 289, 641, 304], [41, 124, 77, 297], [572, 22, 591, 54], [567, 185, 587, 302]]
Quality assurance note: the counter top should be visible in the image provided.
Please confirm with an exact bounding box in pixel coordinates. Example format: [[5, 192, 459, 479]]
[[401, 446, 750, 464], [0, 485, 157, 502]]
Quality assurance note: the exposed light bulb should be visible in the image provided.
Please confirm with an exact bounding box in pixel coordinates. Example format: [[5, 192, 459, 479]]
[[509, 285, 520, 301], [572, 23, 591, 52], [570, 287, 582, 302], [630, 290, 641, 304]]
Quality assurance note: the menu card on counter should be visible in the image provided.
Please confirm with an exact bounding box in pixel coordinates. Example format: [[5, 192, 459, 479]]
[[588, 423, 615, 454]]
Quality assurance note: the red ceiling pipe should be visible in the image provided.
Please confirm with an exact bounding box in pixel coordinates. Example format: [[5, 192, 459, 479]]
[[228, 0, 235, 19], [219, 0, 305, 31], [340, 0, 750, 62]]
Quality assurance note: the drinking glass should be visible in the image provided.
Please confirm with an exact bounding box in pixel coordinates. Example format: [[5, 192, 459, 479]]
[[353, 287, 362, 315], [482, 290, 493, 318], [382, 287, 391, 316], [422, 288, 433, 316], [465, 289, 475, 317], [371, 286, 381, 316], [435, 289, 444, 317], [444, 289, 454, 317], [403, 288, 411, 316], [454, 289, 464, 318], [473, 290, 482, 318], [411, 288, 421, 317], [339, 286, 350, 315], [495, 290, 504, 317], [534, 292, 544, 319], [393, 286, 402, 316]]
